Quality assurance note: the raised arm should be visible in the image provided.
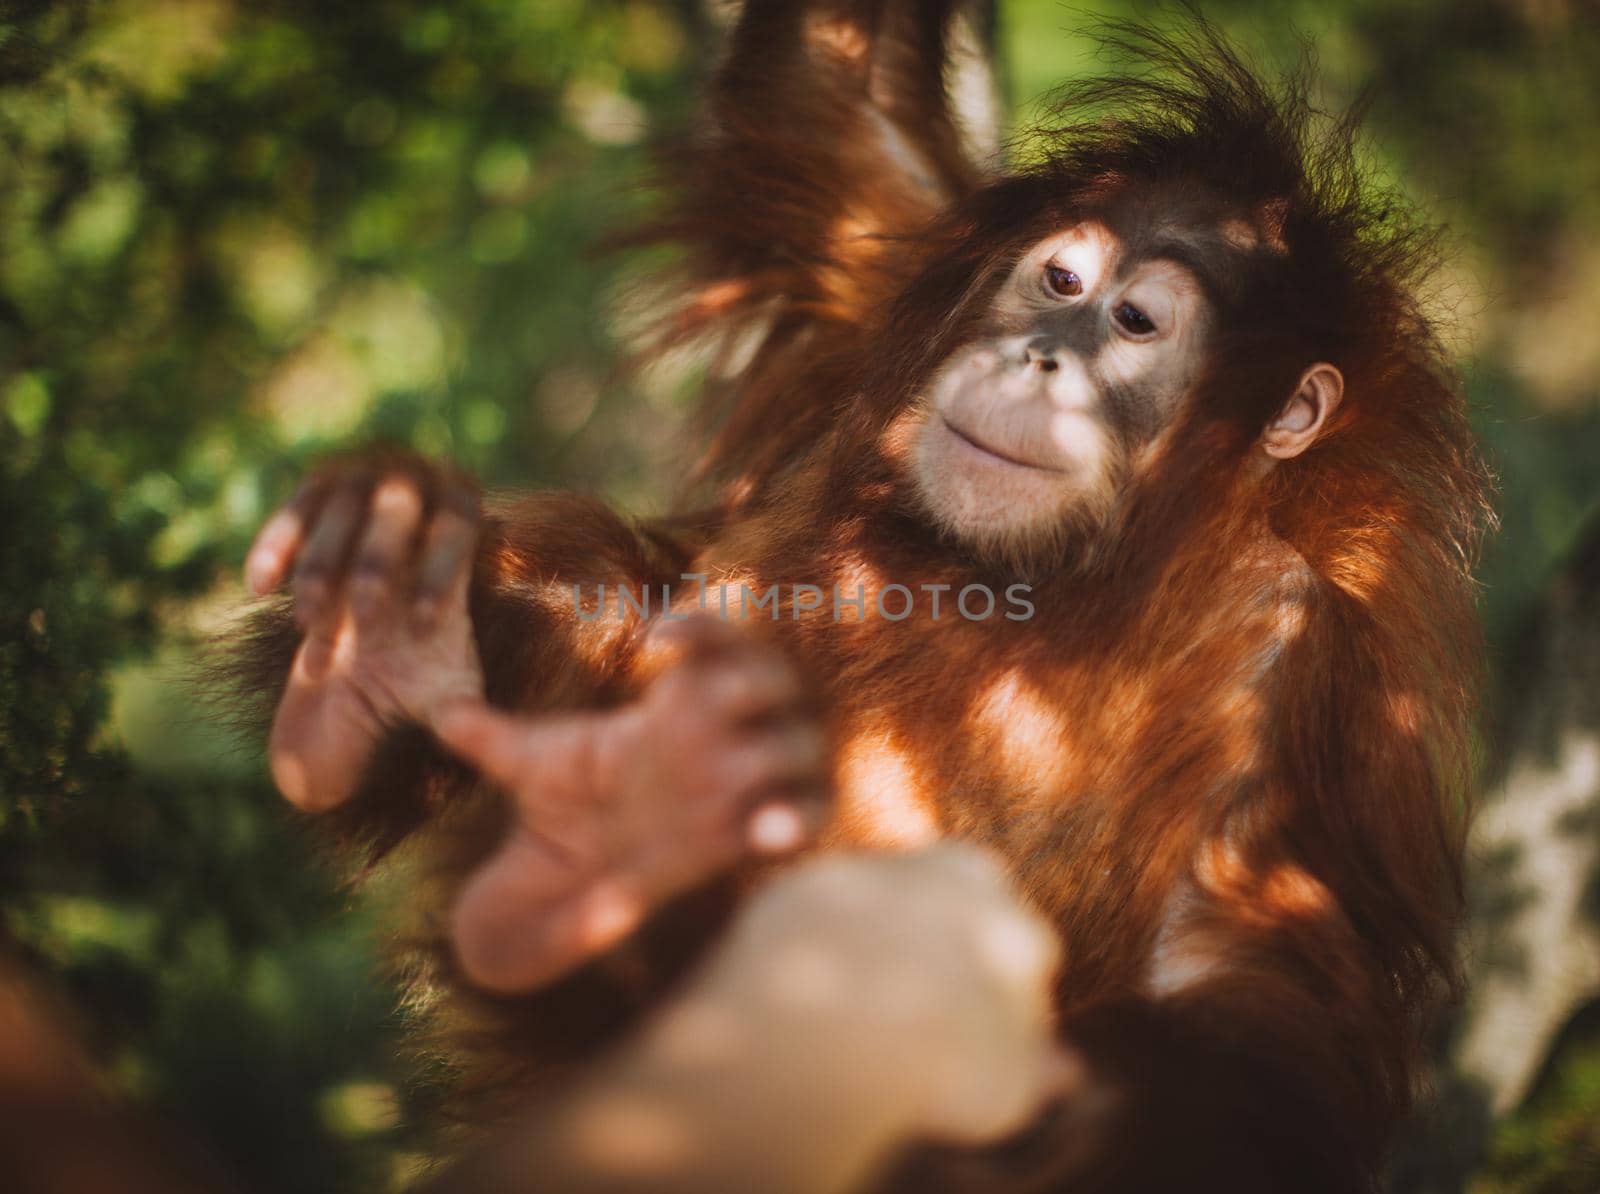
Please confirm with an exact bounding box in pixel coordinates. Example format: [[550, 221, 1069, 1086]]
[[638, 0, 994, 491], [662, 0, 984, 320]]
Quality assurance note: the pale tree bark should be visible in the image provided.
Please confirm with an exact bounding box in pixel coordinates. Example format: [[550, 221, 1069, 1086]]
[[1454, 517, 1600, 1112]]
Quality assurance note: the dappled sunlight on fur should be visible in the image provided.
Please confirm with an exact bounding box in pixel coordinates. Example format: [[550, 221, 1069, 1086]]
[[831, 728, 939, 848], [221, 9, 1493, 1192]]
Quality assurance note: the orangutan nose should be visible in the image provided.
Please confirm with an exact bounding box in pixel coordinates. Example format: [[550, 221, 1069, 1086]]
[[1024, 337, 1062, 373]]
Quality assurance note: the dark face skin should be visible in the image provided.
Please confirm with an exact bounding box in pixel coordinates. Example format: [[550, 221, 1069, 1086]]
[[892, 209, 1221, 566], [888, 195, 1340, 569]]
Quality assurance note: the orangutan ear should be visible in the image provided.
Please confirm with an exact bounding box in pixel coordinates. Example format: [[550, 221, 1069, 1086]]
[[1262, 363, 1343, 460]]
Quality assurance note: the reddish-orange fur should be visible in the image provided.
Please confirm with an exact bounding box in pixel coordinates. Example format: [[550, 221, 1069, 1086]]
[[229, 6, 1490, 1190]]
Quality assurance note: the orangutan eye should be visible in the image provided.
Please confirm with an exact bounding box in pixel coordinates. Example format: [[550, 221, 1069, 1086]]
[[1044, 265, 1083, 297], [1115, 301, 1155, 335]]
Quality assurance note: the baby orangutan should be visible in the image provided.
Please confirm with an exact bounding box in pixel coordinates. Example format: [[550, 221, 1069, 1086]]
[[232, 8, 1491, 1192]]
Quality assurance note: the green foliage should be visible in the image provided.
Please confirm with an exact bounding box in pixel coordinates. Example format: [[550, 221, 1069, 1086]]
[[1473, 1004, 1600, 1194], [1, 2, 1595, 1191], [0, 2, 698, 1189]]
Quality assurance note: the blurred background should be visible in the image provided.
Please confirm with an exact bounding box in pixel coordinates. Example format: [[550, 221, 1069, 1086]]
[[1, 1, 1596, 1190]]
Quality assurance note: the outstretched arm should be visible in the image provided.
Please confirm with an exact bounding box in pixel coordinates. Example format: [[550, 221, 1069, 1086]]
[[425, 847, 1066, 1194], [226, 452, 689, 866]]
